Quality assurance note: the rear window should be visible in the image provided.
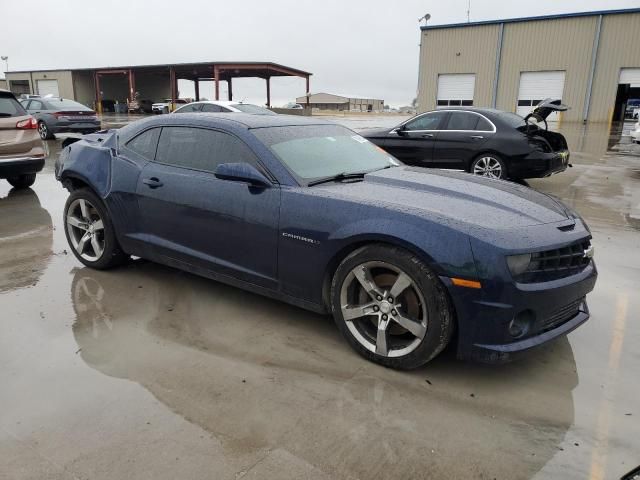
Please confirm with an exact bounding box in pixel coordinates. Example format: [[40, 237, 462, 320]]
[[0, 94, 28, 117], [498, 112, 526, 128], [233, 104, 277, 116], [44, 98, 89, 110]]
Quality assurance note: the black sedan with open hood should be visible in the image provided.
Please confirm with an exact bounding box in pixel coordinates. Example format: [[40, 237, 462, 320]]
[[361, 99, 570, 181]]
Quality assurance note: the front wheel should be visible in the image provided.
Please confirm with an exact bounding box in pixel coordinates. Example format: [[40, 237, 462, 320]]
[[470, 154, 507, 180], [331, 244, 454, 369], [7, 173, 36, 189], [63, 188, 128, 269]]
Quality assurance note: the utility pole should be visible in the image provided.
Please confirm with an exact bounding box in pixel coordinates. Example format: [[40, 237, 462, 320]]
[[467, 0, 471, 23], [1, 56, 8, 77]]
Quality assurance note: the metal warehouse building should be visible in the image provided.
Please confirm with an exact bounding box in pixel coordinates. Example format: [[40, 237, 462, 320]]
[[417, 8, 640, 123], [3, 61, 311, 112], [295, 93, 384, 112]]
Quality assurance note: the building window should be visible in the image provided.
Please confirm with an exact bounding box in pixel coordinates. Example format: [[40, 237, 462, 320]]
[[437, 99, 473, 107]]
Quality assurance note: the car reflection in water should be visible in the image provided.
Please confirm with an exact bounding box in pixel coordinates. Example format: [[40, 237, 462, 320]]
[[70, 262, 579, 479], [0, 188, 53, 293]]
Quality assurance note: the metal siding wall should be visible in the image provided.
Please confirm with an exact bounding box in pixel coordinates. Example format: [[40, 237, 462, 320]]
[[496, 17, 597, 122], [589, 13, 640, 122], [417, 24, 499, 112], [29, 71, 75, 99]]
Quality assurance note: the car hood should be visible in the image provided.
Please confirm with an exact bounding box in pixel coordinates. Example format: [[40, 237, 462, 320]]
[[360, 127, 393, 139], [314, 167, 571, 229]]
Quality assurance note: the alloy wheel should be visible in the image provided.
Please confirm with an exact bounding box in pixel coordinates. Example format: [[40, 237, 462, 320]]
[[38, 122, 48, 140], [66, 198, 105, 261], [473, 156, 503, 179], [339, 261, 428, 358]]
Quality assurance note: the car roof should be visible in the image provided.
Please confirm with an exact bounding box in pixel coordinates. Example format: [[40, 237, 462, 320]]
[[190, 100, 242, 106], [122, 112, 332, 135], [424, 107, 506, 115]]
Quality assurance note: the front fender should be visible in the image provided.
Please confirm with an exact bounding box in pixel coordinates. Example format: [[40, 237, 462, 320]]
[[57, 141, 112, 197]]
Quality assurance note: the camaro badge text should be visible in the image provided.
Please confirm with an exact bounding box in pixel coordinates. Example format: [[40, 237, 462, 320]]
[[282, 232, 321, 245]]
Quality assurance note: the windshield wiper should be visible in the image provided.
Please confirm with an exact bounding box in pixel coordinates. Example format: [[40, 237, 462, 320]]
[[307, 171, 368, 187]]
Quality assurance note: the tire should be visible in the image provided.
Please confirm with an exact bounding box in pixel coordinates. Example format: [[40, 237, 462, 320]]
[[37, 121, 54, 140], [7, 173, 36, 189], [470, 154, 507, 180], [63, 188, 128, 269], [331, 244, 454, 369]]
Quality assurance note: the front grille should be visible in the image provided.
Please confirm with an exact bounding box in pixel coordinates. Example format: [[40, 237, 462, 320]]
[[516, 238, 592, 283], [540, 297, 584, 332]]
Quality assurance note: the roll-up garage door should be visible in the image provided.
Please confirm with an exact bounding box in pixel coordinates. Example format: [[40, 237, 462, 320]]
[[620, 68, 640, 87], [516, 71, 565, 121], [36, 79, 59, 97], [437, 74, 475, 107]]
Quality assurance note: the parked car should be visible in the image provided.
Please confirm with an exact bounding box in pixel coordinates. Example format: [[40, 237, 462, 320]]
[[55, 113, 596, 369], [152, 99, 189, 114], [20, 97, 100, 140], [361, 99, 570, 180], [0, 89, 45, 188], [284, 102, 304, 110], [625, 99, 640, 119], [128, 99, 153, 114], [173, 100, 277, 115]]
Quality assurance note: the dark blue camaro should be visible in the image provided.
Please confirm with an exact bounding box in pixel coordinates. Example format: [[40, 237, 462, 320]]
[[55, 113, 597, 369]]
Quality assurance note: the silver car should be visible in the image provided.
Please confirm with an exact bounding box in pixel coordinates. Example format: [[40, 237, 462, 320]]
[[20, 97, 100, 140]]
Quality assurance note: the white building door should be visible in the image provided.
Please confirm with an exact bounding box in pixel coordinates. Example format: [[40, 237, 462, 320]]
[[36, 79, 59, 97], [619, 68, 640, 87], [437, 74, 476, 107], [516, 71, 566, 122]]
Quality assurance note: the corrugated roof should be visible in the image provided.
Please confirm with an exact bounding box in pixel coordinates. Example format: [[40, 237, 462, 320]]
[[420, 7, 640, 31]]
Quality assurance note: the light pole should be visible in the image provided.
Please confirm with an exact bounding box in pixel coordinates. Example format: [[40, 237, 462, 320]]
[[0, 56, 8, 78]]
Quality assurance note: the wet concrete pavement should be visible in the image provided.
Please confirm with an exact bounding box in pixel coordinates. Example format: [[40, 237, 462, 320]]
[[1, 116, 639, 480]]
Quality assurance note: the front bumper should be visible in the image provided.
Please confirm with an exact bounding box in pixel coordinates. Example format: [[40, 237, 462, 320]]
[[509, 150, 570, 179], [446, 261, 597, 363], [0, 156, 45, 178]]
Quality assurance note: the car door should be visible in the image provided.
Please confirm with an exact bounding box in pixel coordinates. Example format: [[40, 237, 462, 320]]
[[382, 111, 447, 166], [431, 111, 494, 170], [135, 126, 280, 289]]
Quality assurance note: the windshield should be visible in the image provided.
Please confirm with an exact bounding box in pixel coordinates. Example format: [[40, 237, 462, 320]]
[[234, 104, 277, 115], [44, 98, 91, 110], [253, 124, 400, 184]]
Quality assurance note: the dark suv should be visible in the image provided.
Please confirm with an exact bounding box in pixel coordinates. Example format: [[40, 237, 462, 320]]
[[0, 90, 45, 189]]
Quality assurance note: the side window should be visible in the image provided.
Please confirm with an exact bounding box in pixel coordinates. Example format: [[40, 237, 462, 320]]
[[445, 112, 479, 131], [175, 104, 199, 113], [124, 128, 161, 160], [404, 111, 447, 131], [202, 104, 222, 113], [475, 116, 493, 132], [155, 127, 257, 173], [28, 100, 43, 111]]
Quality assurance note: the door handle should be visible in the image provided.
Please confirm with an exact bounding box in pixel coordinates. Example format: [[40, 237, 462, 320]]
[[421, 133, 434, 138], [470, 135, 484, 140], [142, 177, 163, 188]]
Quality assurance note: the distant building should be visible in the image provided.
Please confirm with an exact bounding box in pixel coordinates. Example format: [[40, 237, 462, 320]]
[[417, 8, 640, 122], [296, 93, 384, 112], [0, 79, 7, 90]]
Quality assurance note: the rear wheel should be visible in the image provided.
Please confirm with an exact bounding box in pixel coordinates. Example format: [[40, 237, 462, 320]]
[[7, 173, 36, 189], [63, 188, 128, 269], [331, 244, 454, 369], [38, 121, 54, 140], [470, 154, 506, 180]]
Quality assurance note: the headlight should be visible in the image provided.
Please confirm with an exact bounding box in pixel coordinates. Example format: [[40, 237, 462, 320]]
[[506, 253, 531, 276]]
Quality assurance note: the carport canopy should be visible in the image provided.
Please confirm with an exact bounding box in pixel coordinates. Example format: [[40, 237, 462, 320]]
[[92, 61, 312, 111]]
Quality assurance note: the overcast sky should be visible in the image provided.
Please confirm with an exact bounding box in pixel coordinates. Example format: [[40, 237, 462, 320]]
[[1, 0, 638, 106]]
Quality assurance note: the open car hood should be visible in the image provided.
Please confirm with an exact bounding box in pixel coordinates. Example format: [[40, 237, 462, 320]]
[[524, 98, 569, 123]]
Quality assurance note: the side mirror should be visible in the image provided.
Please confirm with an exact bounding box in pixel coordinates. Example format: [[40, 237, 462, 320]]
[[396, 124, 408, 136], [214, 163, 271, 187]]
